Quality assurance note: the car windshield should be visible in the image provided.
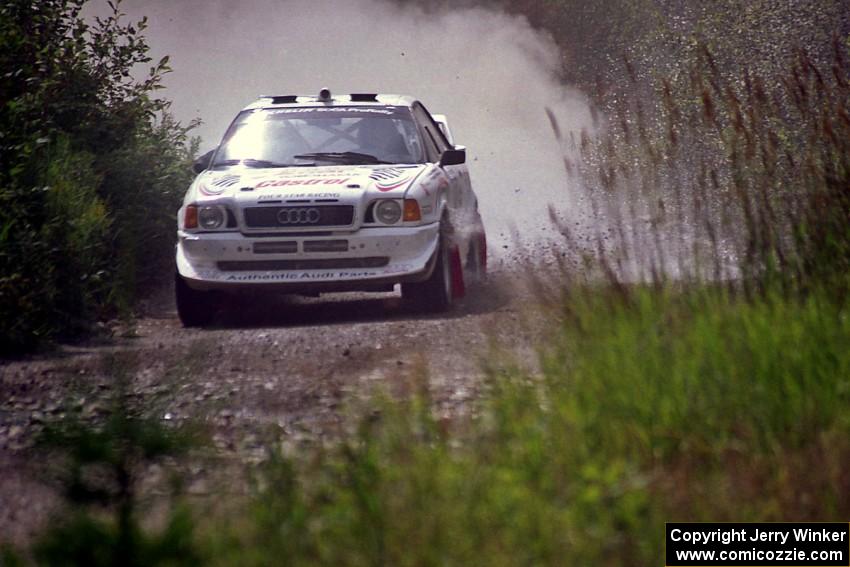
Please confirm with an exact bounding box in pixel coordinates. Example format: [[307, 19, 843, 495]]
[[213, 106, 424, 167]]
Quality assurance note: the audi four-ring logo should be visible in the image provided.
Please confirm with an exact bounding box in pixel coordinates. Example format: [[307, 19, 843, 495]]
[[276, 207, 321, 225]]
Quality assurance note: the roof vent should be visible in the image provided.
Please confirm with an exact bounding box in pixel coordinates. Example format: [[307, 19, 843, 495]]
[[262, 95, 298, 104], [318, 88, 332, 102], [350, 93, 378, 102]]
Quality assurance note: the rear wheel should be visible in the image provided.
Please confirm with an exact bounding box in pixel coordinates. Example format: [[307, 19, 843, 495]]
[[403, 221, 454, 312], [175, 272, 216, 327]]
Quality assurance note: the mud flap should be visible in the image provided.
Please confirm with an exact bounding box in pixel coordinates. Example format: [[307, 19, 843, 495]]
[[450, 244, 465, 298]]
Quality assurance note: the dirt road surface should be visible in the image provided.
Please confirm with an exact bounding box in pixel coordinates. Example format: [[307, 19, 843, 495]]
[[0, 265, 546, 547]]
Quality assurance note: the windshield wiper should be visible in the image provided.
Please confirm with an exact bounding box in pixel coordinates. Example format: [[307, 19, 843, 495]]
[[292, 152, 390, 165], [212, 158, 314, 168]]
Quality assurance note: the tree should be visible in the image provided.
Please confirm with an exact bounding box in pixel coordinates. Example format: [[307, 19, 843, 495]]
[[0, 0, 196, 353]]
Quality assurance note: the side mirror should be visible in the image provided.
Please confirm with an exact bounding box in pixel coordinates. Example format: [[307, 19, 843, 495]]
[[192, 149, 215, 174], [439, 148, 466, 167]]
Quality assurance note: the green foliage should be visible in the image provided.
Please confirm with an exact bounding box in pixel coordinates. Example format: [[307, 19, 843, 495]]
[[194, 287, 847, 566], [13, 290, 847, 564], [550, 287, 850, 454], [0, 0, 196, 353], [33, 506, 198, 567], [98, 113, 200, 304], [30, 356, 201, 567], [0, 137, 108, 348]]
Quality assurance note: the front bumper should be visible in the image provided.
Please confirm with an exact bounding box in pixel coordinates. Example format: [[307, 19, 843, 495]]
[[176, 223, 439, 293]]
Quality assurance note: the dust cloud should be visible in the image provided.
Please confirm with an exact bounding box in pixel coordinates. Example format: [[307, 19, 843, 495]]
[[111, 0, 593, 253]]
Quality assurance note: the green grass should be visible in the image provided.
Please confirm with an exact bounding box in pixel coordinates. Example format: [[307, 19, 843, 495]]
[[546, 286, 850, 456], [11, 283, 849, 565], [191, 284, 849, 566]]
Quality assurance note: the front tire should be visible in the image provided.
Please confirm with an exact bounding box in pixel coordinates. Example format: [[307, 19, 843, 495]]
[[175, 272, 216, 327], [403, 221, 455, 312]]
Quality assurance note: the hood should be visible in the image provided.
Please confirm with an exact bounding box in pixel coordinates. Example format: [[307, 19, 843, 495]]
[[192, 164, 427, 203]]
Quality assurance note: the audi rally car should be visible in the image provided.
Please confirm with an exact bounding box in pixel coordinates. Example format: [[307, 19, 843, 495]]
[[175, 90, 487, 326]]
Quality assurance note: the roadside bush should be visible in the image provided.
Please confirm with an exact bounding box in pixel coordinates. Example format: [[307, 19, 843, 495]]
[[98, 113, 200, 307], [0, 137, 108, 349], [0, 0, 196, 354]]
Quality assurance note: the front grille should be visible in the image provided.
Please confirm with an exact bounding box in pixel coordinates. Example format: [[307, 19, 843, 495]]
[[217, 257, 389, 271], [243, 205, 354, 228]]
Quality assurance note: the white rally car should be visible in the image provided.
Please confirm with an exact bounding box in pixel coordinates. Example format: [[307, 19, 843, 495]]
[[175, 90, 487, 326]]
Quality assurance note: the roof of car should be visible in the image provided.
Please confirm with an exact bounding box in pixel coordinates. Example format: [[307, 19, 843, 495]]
[[243, 93, 417, 111]]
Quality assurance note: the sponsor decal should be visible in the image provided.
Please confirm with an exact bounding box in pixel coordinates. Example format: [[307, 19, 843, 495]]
[[375, 178, 411, 192], [224, 270, 382, 282], [370, 167, 415, 192], [369, 167, 412, 181], [269, 168, 355, 177], [257, 192, 341, 201], [208, 265, 417, 283], [417, 169, 448, 196], [212, 174, 242, 187], [255, 177, 350, 189], [266, 107, 396, 115], [247, 168, 360, 189], [199, 173, 242, 196]]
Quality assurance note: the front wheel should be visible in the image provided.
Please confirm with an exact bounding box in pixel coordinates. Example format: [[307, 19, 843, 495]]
[[175, 272, 216, 327], [403, 222, 455, 312]]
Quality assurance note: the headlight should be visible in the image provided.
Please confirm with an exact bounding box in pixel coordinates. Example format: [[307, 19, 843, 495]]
[[374, 200, 402, 224], [198, 205, 225, 230]]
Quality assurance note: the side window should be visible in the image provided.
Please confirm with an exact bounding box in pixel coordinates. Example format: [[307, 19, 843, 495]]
[[423, 128, 441, 161], [412, 103, 447, 162], [415, 102, 452, 149]]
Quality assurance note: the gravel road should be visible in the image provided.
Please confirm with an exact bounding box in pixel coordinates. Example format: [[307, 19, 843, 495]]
[[0, 264, 546, 546]]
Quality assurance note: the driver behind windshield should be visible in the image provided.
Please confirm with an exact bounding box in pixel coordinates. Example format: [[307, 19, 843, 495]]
[[216, 108, 422, 166], [355, 118, 414, 163]]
